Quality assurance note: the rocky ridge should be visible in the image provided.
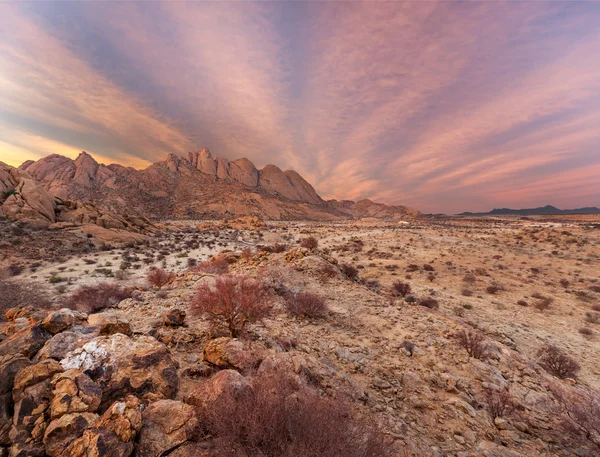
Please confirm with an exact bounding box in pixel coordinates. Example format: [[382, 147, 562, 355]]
[[20, 150, 419, 221]]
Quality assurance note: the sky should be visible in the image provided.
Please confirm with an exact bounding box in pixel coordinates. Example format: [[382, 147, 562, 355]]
[[0, 1, 599, 214]]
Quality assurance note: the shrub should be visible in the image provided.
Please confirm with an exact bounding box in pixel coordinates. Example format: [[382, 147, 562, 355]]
[[537, 344, 580, 379], [406, 264, 419, 272], [319, 263, 338, 280], [455, 329, 489, 359], [7, 264, 24, 277], [579, 327, 593, 336], [49, 275, 66, 284], [423, 264, 435, 272], [392, 281, 411, 297], [198, 370, 394, 457], [586, 312, 600, 324], [190, 275, 273, 337], [364, 279, 380, 293], [486, 284, 501, 294], [300, 236, 318, 250], [517, 300, 528, 307], [484, 386, 513, 419], [0, 280, 52, 315], [549, 382, 600, 451], [66, 283, 133, 313], [405, 295, 417, 304], [284, 292, 328, 318], [533, 295, 553, 311], [194, 258, 230, 274], [418, 297, 439, 309], [463, 274, 476, 283], [340, 263, 358, 280], [146, 268, 175, 290], [461, 288, 473, 297]]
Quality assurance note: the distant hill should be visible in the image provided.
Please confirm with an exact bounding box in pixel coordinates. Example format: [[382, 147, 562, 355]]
[[459, 205, 600, 216]]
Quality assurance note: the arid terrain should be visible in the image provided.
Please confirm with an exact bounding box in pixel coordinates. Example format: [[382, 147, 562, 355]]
[[0, 209, 599, 456]]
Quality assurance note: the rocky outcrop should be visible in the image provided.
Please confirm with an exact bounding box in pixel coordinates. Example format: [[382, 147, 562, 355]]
[[19, 151, 418, 220]]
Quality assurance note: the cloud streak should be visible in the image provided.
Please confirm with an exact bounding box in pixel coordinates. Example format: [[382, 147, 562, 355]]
[[0, 1, 598, 213]]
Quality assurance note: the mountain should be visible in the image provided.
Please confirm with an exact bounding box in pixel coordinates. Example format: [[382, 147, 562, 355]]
[[459, 205, 600, 216], [19, 150, 419, 221]]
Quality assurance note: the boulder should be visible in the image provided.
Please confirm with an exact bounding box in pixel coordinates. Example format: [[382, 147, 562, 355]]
[[62, 395, 142, 457], [60, 334, 178, 409], [1, 175, 56, 228], [34, 327, 100, 362], [0, 356, 30, 445], [43, 412, 99, 457], [0, 325, 51, 359], [87, 314, 131, 336], [42, 309, 84, 334], [49, 370, 101, 420], [184, 370, 250, 414], [203, 338, 265, 370], [136, 400, 198, 457]]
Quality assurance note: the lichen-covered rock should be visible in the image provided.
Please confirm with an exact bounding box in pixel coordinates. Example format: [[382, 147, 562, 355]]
[[62, 395, 142, 457], [43, 412, 98, 457], [42, 309, 85, 335], [34, 327, 99, 362], [10, 359, 63, 456], [203, 338, 266, 370], [60, 334, 178, 409], [49, 370, 101, 420], [136, 400, 198, 457]]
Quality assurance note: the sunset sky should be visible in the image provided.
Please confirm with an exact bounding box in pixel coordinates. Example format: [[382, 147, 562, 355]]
[[1, 1, 599, 213]]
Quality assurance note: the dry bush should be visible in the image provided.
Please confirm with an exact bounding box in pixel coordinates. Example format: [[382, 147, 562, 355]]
[[406, 264, 419, 272], [533, 295, 554, 311], [579, 327, 594, 337], [537, 344, 580, 379], [146, 268, 175, 289], [300, 236, 318, 250], [549, 382, 600, 452], [392, 281, 411, 297], [198, 370, 395, 457], [191, 275, 273, 337], [462, 274, 476, 283], [517, 300, 528, 307], [66, 283, 133, 313], [340, 263, 358, 280], [319, 263, 339, 280], [486, 284, 502, 294], [586, 312, 600, 324], [284, 292, 328, 318], [194, 257, 230, 274], [0, 280, 52, 317], [422, 264, 435, 272], [257, 264, 304, 296], [455, 329, 489, 359], [461, 288, 473, 297], [418, 297, 439, 310], [484, 386, 513, 419]]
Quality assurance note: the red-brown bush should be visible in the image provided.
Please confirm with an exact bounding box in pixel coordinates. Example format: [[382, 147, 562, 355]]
[[537, 344, 580, 379], [484, 386, 513, 419], [300, 236, 318, 250], [66, 283, 133, 313], [284, 292, 328, 318], [340, 263, 358, 280], [198, 370, 394, 457], [392, 281, 411, 297], [455, 329, 489, 359], [146, 268, 175, 289], [190, 275, 273, 337], [418, 297, 439, 310]]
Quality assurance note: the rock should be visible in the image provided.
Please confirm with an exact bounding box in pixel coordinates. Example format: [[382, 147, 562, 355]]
[[62, 395, 142, 457], [184, 370, 250, 415], [401, 371, 423, 393], [136, 400, 198, 457], [1, 170, 56, 228], [182, 363, 214, 379], [10, 360, 63, 455], [34, 327, 99, 362], [42, 309, 82, 334], [203, 338, 264, 370], [0, 356, 30, 445], [59, 334, 178, 409], [0, 325, 51, 359], [87, 314, 131, 336], [43, 412, 99, 457], [162, 308, 186, 327], [49, 370, 101, 420]]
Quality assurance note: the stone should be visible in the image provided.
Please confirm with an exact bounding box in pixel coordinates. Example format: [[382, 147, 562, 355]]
[[0, 325, 51, 359], [49, 369, 102, 419], [203, 338, 264, 370], [162, 308, 186, 327], [136, 400, 198, 457], [42, 309, 81, 334], [87, 314, 131, 336], [0, 356, 30, 445], [60, 334, 178, 409], [43, 412, 99, 457], [184, 370, 250, 414], [34, 327, 99, 362], [62, 395, 142, 457]]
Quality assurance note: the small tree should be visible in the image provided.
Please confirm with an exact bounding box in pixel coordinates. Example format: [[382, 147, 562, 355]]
[[537, 344, 580, 379], [147, 268, 175, 290], [191, 275, 273, 337]]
